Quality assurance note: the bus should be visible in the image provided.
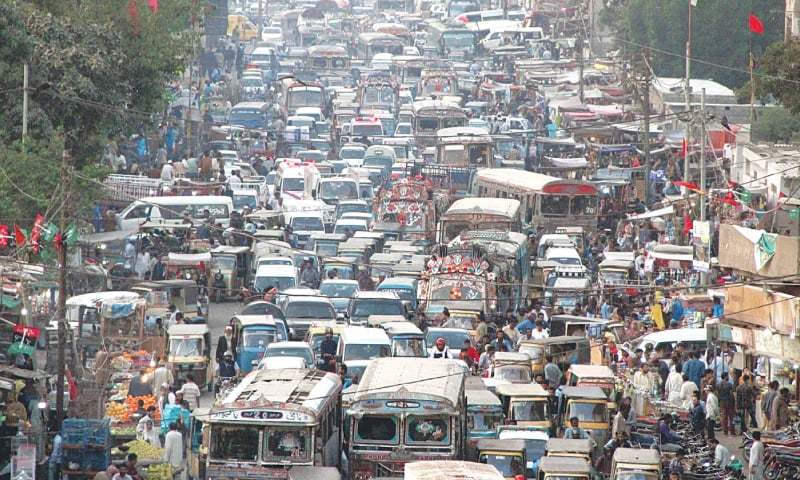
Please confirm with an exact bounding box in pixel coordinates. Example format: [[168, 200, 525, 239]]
[[344, 357, 467, 479], [411, 100, 467, 148], [438, 197, 521, 243], [205, 369, 342, 479], [425, 20, 478, 59], [229, 102, 269, 130], [356, 32, 405, 61], [280, 79, 325, 117], [470, 168, 598, 234], [306, 45, 350, 76], [446, 0, 481, 18]]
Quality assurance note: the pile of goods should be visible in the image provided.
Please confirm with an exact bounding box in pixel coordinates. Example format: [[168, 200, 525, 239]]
[[106, 394, 161, 423], [143, 463, 173, 480], [105, 402, 129, 422], [126, 395, 160, 419], [62, 419, 111, 473], [114, 439, 163, 461]]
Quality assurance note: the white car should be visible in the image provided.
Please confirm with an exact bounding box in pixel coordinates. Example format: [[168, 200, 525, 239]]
[[261, 26, 284, 47], [394, 122, 413, 137], [258, 341, 316, 368]]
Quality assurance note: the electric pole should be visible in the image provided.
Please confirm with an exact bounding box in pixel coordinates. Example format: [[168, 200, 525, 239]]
[[641, 53, 652, 203], [577, 37, 585, 103], [22, 64, 29, 143], [56, 149, 69, 425], [684, 0, 694, 196]]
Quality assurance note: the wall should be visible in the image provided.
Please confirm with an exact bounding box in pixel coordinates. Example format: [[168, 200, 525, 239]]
[[718, 223, 800, 277]]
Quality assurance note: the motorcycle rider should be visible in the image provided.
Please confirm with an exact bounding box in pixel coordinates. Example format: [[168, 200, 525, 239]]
[[319, 328, 338, 372], [215, 351, 239, 393], [299, 258, 320, 288]]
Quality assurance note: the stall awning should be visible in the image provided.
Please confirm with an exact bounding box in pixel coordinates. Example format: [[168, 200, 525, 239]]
[[545, 156, 588, 168], [648, 245, 693, 262], [0, 296, 21, 310]]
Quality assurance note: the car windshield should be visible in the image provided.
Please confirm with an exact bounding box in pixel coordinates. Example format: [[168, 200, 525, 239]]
[[378, 288, 414, 302], [321, 181, 359, 200], [266, 347, 314, 364], [337, 203, 369, 217], [264, 427, 311, 462], [211, 426, 259, 461], [320, 282, 358, 298], [616, 474, 659, 480], [468, 413, 501, 432], [311, 334, 340, 354], [352, 124, 383, 136], [568, 401, 608, 423], [344, 343, 390, 361], [396, 124, 411, 135], [291, 217, 324, 231], [233, 194, 258, 210], [242, 78, 263, 87], [242, 329, 277, 349], [169, 338, 202, 357], [288, 89, 323, 107], [392, 338, 426, 357], [254, 275, 296, 292], [511, 400, 548, 422], [353, 299, 404, 317], [521, 439, 547, 466], [282, 177, 304, 192], [425, 331, 469, 350], [480, 454, 524, 477], [285, 302, 334, 319], [341, 148, 365, 159], [495, 366, 532, 383]]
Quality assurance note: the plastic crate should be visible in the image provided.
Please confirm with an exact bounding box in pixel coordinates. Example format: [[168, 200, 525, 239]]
[[65, 449, 110, 471], [63, 418, 111, 448], [86, 419, 111, 447]]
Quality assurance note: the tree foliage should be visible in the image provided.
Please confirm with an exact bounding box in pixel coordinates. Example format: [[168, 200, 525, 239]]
[[603, 0, 782, 89], [0, 0, 197, 166], [751, 107, 800, 144], [755, 40, 800, 115]]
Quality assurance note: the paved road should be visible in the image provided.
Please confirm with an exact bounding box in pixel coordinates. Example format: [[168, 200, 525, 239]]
[[199, 299, 247, 408]]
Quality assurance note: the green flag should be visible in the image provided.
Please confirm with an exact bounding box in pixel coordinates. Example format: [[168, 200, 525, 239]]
[[64, 225, 79, 246], [41, 222, 58, 243], [790, 209, 800, 220], [739, 190, 752, 204]]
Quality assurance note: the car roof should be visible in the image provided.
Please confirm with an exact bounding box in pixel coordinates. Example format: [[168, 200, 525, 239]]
[[340, 326, 391, 344], [378, 277, 417, 288], [354, 291, 400, 299], [255, 264, 297, 276], [266, 341, 312, 349]]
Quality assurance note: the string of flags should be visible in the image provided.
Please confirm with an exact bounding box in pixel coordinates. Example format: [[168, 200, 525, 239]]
[[0, 214, 78, 255], [670, 179, 800, 218]]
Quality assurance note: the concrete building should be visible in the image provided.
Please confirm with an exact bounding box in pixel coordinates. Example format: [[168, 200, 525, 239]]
[[788, 0, 800, 42], [728, 143, 800, 209]]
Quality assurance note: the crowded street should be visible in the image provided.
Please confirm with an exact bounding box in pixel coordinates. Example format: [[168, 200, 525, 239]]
[[2, 0, 800, 480]]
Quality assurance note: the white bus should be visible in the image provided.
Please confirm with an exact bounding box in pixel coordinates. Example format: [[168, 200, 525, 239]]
[[206, 368, 342, 479]]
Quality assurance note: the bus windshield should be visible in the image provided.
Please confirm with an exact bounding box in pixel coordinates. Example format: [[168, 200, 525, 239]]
[[211, 426, 259, 461], [288, 89, 323, 107], [264, 427, 311, 462]]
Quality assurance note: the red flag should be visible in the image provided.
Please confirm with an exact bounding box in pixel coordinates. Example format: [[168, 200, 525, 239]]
[[14, 225, 25, 247], [128, 0, 140, 35], [30, 214, 44, 254], [681, 138, 688, 159], [0, 225, 8, 248], [673, 180, 701, 192], [147, 0, 158, 13], [54, 232, 63, 252], [749, 14, 765, 35]]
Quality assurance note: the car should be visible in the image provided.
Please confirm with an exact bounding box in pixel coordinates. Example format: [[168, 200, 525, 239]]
[[425, 327, 473, 355], [255, 256, 295, 269], [338, 144, 366, 169], [333, 217, 369, 235], [394, 122, 413, 137], [260, 26, 284, 47], [319, 279, 359, 314], [467, 118, 490, 131], [258, 341, 315, 368], [257, 356, 308, 370], [281, 293, 337, 339], [335, 200, 371, 220], [347, 291, 406, 326]]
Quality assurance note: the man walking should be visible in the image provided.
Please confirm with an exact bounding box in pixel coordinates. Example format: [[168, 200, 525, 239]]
[[717, 372, 735, 435], [736, 374, 757, 433], [749, 431, 764, 480]]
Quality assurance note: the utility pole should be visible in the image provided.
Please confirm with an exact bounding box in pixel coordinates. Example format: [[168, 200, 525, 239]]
[[699, 88, 706, 222], [258, 0, 263, 35], [641, 53, 652, 203], [22, 64, 29, 143], [577, 37, 585, 103], [683, 0, 693, 197], [56, 149, 68, 425]]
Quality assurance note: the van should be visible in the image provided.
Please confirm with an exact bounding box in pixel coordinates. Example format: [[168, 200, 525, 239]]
[[253, 264, 298, 293], [230, 102, 269, 129], [336, 326, 391, 381], [117, 195, 233, 230]]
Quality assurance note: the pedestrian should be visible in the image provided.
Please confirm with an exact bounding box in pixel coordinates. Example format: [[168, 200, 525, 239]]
[[178, 374, 201, 409], [736, 374, 757, 433], [690, 391, 705, 437], [705, 385, 719, 440], [502, 318, 520, 346], [125, 453, 141, 480], [112, 465, 133, 480], [769, 387, 790, 430], [683, 351, 704, 389], [665, 363, 684, 406], [717, 371, 735, 435], [136, 406, 161, 447], [49, 430, 62, 480], [216, 326, 233, 363], [749, 430, 764, 480], [162, 422, 184, 469], [760, 380, 778, 430], [478, 345, 495, 375], [490, 329, 512, 352], [151, 357, 173, 393], [543, 355, 561, 389], [530, 320, 548, 339], [428, 338, 454, 359], [611, 403, 631, 439]]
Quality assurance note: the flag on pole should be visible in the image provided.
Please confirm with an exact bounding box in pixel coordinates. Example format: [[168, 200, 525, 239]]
[[0, 225, 8, 248], [690, 0, 698, 6], [30, 214, 44, 253], [681, 138, 688, 159], [14, 225, 25, 247], [128, 0, 140, 35], [147, 0, 158, 13], [749, 13, 765, 35]]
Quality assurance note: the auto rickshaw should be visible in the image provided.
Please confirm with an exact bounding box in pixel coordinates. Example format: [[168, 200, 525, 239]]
[[306, 321, 346, 358], [466, 387, 504, 460], [491, 352, 533, 384], [210, 246, 253, 302], [565, 365, 618, 410], [536, 456, 591, 480], [165, 252, 212, 287], [231, 314, 282, 373], [611, 448, 661, 480], [131, 279, 203, 323], [166, 324, 212, 390], [545, 438, 593, 462], [369, 252, 404, 282], [495, 383, 551, 433], [517, 336, 590, 376], [477, 439, 527, 480], [498, 428, 549, 479], [321, 256, 359, 280], [557, 387, 609, 453], [308, 232, 347, 258]]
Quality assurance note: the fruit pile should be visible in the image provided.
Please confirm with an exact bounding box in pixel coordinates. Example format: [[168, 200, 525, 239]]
[[121, 439, 163, 460], [145, 463, 172, 480], [125, 395, 160, 420], [105, 401, 129, 422]]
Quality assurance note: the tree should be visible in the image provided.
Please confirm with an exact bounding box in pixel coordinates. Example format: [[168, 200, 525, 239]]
[[750, 108, 800, 144], [603, 0, 782, 89], [756, 40, 800, 115]]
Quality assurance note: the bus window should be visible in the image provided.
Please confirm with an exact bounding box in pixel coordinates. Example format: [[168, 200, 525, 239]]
[[571, 196, 596, 215], [356, 416, 398, 442], [265, 428, 311, 461], [406, 416, 449, 443], [540, 196, 569, 215]]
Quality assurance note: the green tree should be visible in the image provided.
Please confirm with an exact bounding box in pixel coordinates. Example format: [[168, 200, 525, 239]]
[[750, 107, 800, 144], [604, 0, 782, 89], [756, 40, 800, 115]]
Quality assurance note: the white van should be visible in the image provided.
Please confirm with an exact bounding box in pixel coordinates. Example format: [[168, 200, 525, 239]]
[[337, 327, 392, 381], [253, 264, 298, 293], [117, 195, 233, 230]]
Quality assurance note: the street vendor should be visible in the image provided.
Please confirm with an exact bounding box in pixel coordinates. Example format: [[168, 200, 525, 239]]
[[128, 368, 153, 398]]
